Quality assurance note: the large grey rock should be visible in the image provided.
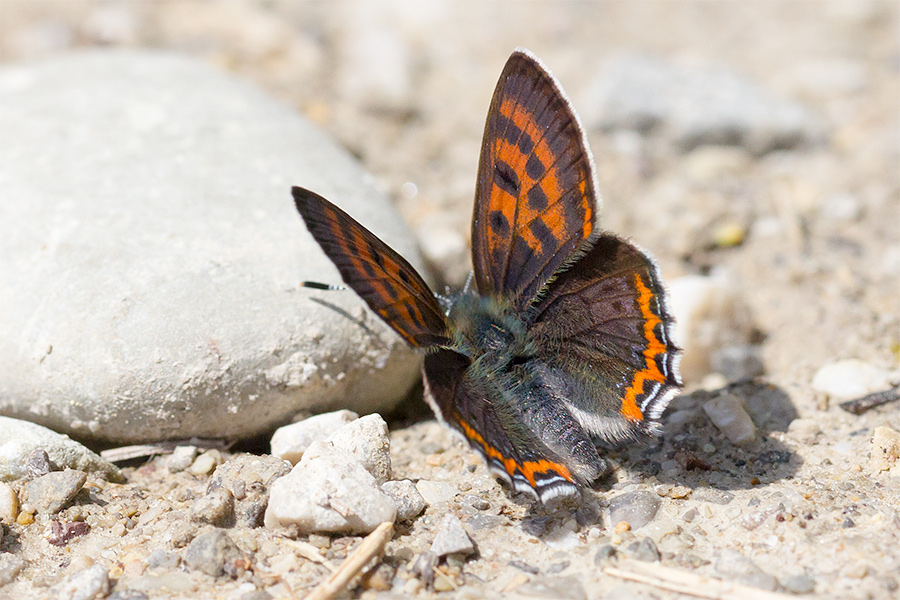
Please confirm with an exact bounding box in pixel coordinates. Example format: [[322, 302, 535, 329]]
[[0, 417, 122, 482], [0, 50, 425, 443]]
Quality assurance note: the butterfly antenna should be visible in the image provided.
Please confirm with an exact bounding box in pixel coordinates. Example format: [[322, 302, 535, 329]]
[[462, 270, 475, 294], [301, 281, 346, 291]]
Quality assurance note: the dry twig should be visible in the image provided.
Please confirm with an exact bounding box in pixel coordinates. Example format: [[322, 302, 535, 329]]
[[303, 522, 393, 600], [604, 559, 795, 600]]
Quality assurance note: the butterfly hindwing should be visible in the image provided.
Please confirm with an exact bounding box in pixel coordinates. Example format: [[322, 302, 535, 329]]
[[471, 49, 598, 310], [293, 186, 448, 348], [423, 349, 599, 502], [529, 233, 681, 439]]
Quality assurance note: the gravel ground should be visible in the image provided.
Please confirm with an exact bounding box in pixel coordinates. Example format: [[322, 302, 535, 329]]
[[1, 2, 898, 599]]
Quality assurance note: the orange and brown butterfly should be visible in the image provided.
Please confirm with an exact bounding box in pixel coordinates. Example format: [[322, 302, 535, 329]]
[[293, 49, 681, 503]]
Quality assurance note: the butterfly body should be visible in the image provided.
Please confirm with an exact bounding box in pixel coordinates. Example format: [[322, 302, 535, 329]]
[[293, 49, 681, 503]]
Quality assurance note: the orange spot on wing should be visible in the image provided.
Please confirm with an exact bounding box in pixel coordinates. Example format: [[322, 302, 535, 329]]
[[620, 275, 669, 422], [455, 416, 574, 487]]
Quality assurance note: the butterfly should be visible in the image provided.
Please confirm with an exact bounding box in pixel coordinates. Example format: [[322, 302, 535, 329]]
[[293, 49, 681, 503]]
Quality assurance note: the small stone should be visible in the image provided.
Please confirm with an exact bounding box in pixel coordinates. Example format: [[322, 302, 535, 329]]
[[207, 454, 291, 528], [167, 445, 198, 472], [0, 554, 26, 586], [633, 537, 660, 562], [415, 479, 457, 506], [412, 550, 439, 586], [48, 520, 91, 546], [381, 480, 426, 522], [147, 549, 181, 570], [712, 222, 746, 248], [264, 441, 396, 534], [693, 488, 734, 505], [191, 488, 235, 527], [270, 410, 359, 464], [0, 417, 122, 482], [714, 549, 778, 590], [184, 528, 246, 578], [812, 359, 895, 400], [188, 450, 221, 476], [50, 564, 110, 600], [841, 560, 868, 579], [430, 514, 475, 557], [681, 508, 699, 523], [467, 514, 504, 530], [787, 418, 821, 444], [869, 426, 900, 474], [24, 468, 87, 514], [0, 481, 19, 523], [781, 573, 815, 594], [710, 345, 764, 381], [510, 560, 540, 574], [608, 491, 661, 530], [703, 394, 757, 445], [326, 414, 392, 484], [26, 448, 53, 477], [594, 545, 617, 564]]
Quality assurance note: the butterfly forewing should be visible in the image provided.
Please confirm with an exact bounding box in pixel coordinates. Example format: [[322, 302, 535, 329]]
[[293, 187, 448, 348], [472, 50, 598, 310], [530, 234, 681, 434]]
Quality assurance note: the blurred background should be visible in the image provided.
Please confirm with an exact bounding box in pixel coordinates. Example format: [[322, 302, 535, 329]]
[[2, 0, 898, 386]]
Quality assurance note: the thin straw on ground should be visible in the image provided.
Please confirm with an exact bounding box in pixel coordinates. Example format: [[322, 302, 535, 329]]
[[303, 521, 393, 600]]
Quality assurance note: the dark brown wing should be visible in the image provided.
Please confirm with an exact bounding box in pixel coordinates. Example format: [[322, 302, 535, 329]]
[[293, 186, 448, 347], [529, 234, 681, 435], [471, 49, 598, 311]]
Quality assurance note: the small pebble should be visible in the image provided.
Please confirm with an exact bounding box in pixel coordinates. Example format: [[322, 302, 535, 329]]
[[0, 481, 19, 523], [167, 445, 198, 472], [184, 528, 246, 578], [868, 425, 900, 474], [633, 537, 660, 562], [24, 469, 87, 514], [415, 479, 457, 505], [811, 359, 894, 399], [270, 410, 359, 464], [510, 560, 540, 574], [714, 549, 778, 590], [50, 564, 110, 600], [381, 479, 426, 522], [188, 450, 221, 476], [703, 394, 757, 445], [430, 514, 475, 557], [191, 488, 235, 526], [0, 555, 26, 587], [26, 449, 53, 478], [682, 508, 699, 523], [779, 573, 814, 595], [326, 414, 392, 484], [48, 520, 90, 546], [594, 544, 617, 564], [841, 560, 869, 579], [608, 491, 661, 530], [148, 549, 181, 570]]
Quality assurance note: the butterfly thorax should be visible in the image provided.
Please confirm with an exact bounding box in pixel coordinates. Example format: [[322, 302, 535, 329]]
[[445, 293, 536, 369]]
